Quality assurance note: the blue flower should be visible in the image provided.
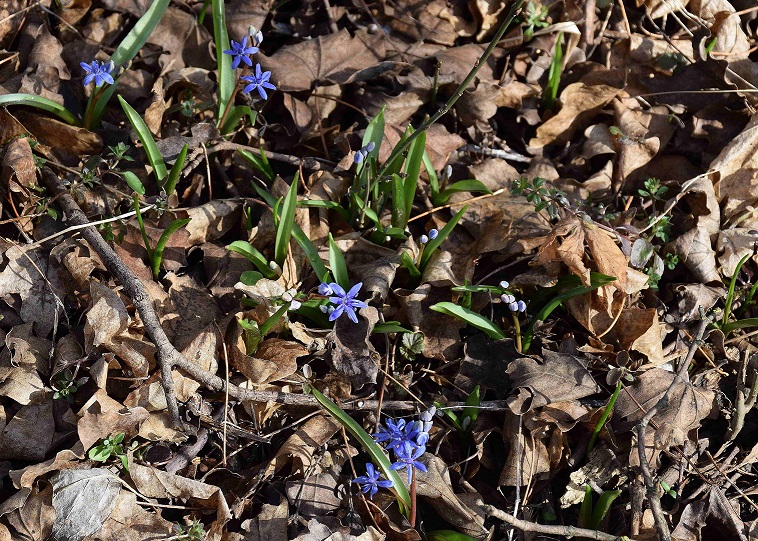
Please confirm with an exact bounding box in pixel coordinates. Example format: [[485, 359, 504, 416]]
[[353, 463, 393, 499], [390, 441, 427, 485], [375, 418, 421, 453], [223, 36, 258, 69], [326, 282, 367, 324], [353, 142, 376, 164], [80, 60, 114, 87], [241, 64, 276, 100]]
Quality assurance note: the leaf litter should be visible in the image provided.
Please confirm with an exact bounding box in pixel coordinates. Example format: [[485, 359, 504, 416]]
[[0, 0, 757, 540]]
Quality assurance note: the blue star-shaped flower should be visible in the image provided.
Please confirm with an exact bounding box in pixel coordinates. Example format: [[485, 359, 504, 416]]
[[324, 282, 367, 324], [390, 441, 427, 485], [353, 463, 393, 499], [223, 36, 258, 69], [375, 418, 422, 453], [80, 60, 114, 87], [241, 64, 276, 100]]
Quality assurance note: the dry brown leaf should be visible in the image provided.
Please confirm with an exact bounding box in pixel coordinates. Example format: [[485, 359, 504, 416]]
[[529, 79, 623, 150], [0, 401, 56, 461], [1, 137, 36, 192], [263, 415, 340, 478], [84, 281, 153, 377], [84, 490, 173, 541], [0, 244, 66, 337], [233, 338, 307, 385], [327, 306, 380, 390], [259, 29, 385, 91], [416, 454, 487, 538], [505, 350, 600, 414], [285, 471, 343, 517], [77, 389, 149, 451]]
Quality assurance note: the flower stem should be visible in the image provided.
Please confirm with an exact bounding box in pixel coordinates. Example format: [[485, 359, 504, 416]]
[[409, 471, 417, 528], [512, 313, 522, 353], [217, 66, 247, 132]]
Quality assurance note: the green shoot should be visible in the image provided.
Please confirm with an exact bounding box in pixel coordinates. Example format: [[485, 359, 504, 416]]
[[543, 32, 563, 110], [0, 94, 80, 126], [163, 144, 189, 197], [133, 195, 191, 279], [239, 148, 276, 183], [227, 241, 278, 279], [274, 175, 298, 267], [328, 234, 349, 289], [587, 380, 621, 453], [429, 302, 506, 341], [118, 96, 168, 182]]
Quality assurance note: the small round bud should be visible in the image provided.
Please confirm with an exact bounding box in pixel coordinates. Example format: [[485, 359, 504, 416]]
[[420, 235, 429, 245], [302, 364, 313, 379], [499, 280, 509, 289], [443, 165, 453, 179], [517, 300, 527, 312], [353, 151, 364, 164], [318, 283, 333, 296], [366, 142, 376, 152], [319, 305, 329, 313], [428, 229, 439, 240], [282, 291, 293, 302], [509, 302, 519, 312], [289, 299, 301, 310]]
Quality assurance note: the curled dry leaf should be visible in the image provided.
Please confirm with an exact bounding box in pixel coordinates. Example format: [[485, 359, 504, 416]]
[[0, 323, 49, 404], [233, 338, 307, 385], [327, 306, 380, 390], [76, 389, 149, 451]]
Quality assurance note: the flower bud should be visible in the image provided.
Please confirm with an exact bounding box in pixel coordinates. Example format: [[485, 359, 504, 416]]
[[428, 229, 439, 240]]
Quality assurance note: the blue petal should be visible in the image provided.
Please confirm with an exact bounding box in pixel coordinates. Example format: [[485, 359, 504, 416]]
[[83, 73, 94, 86], [231, 56, 241, 69], [347, 282, 363, 298], [330, 283, 346, 297], [351, 299, 368, 309], [329, 304, 345, 321], [241, 55, 253, 67], [257, 86, 268, 100], [345, 306, 358, 323], [102, 72, 114, 85]]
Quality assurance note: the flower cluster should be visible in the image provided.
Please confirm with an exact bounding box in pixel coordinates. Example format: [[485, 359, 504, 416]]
[[318, 282, 368, 323], [81, 60, 115, 87], [500, 283, 527, 313], [419, 228, 438, 245], [353, 407, 436, 498], [223, 29, 276, 100], [353, 142, 376, 164]]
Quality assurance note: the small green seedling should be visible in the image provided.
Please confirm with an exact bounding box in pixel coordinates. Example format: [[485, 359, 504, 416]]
[[521, 1, 550, 41], [715, 252, 758, 335], [88, 432, 131, 470], [578, 485, 621, 532], [171, 518, 206, 541], [52, 370, 86, 402]]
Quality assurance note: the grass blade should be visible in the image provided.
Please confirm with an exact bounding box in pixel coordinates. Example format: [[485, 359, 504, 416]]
[[252, 183, 330, 281], [212, 0, 235, 127], [227, 240, 277, 279], [403, 128, 426, 222], [152, 218, 191, 278], [274, 175, 298, 267], [543, 32, 563, 110], [435, 179, 492, 205], [362, 106, 384, 157], [297, 200, 351, 222], [118, 96, 168, 182], [220, 104, 257, 134], [304, 384, 411, 513], [390, 173, 406, 229], [90, 0, 171, 127], [419, 205, 466, 270], [422, 151, 439, 200], [163, 144, 188, 197], [121, 171, 146, 195], [328, 234, 349, 289], [0, 94, 81, 126], [430, 302, 506, 341], [238, 148, 275, 183]]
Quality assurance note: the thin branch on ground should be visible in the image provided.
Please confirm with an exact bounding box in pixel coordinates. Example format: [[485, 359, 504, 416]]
[[485, 505, 636, 541], [634, 310, 713, 541]]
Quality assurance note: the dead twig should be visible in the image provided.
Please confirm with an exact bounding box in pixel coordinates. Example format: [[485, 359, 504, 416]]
[[485, 505, 636, 541], [633, 310, 713, 541]]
